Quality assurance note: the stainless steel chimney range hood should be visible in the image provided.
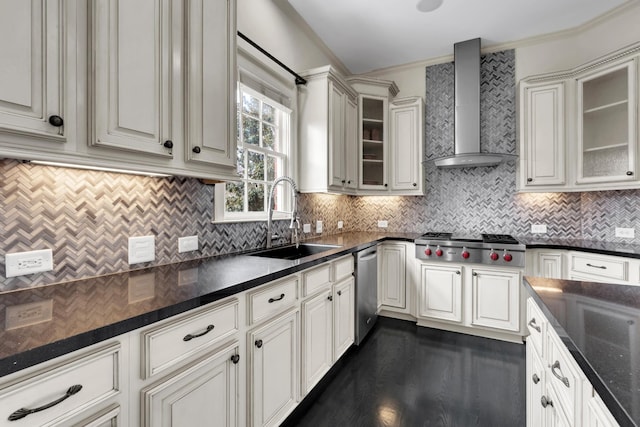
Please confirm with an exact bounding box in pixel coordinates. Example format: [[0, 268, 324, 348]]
[[430, 38, 517, 169]]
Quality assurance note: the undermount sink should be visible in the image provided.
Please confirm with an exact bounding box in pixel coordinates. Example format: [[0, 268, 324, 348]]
[[249, 243, 341, 260]]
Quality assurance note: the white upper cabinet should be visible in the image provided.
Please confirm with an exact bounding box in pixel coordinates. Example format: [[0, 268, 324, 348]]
[[519, 43, 640, 192], [298, 66, 359, 194], [184, 0, 236, 167], [0, 0, 72, 148], [390, 97, 424, 193], [576, 58, 637, 185], [90, 0, 174, 158], [520, 81, 566, 186]]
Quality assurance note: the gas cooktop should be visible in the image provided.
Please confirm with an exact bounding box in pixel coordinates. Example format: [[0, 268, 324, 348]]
[[418, 232, 520, 245]]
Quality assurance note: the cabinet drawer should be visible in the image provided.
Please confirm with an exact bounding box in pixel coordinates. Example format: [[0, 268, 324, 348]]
[[526, 298, 546, 358], [141, 299, 239, 379], [248, 275, 299, 325], [302, 264, 332, 297], [333, 255, 354, 282], [547, 331, 584, 424], [570, 253, 627, 281], [0, 343, 121, 427]]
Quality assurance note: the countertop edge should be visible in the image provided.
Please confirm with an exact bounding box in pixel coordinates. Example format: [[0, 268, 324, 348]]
[[523, 277, 637, 427]]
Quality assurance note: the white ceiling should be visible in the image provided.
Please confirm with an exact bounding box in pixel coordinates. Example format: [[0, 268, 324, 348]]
[[287, 0, 628, 74]]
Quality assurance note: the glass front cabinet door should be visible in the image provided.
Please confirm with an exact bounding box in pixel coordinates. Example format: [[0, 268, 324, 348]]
[[576, 58, 637, 184]]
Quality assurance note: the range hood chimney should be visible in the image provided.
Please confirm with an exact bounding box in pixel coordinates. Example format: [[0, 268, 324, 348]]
[[432, 38, 516, 168]]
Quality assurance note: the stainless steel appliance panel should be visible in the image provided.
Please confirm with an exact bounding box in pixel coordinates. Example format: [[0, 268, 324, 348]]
[[354, 247, 378, 345]]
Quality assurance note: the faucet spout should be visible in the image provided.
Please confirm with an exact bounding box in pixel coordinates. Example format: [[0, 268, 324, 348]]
[[266, 176, 300, 249]]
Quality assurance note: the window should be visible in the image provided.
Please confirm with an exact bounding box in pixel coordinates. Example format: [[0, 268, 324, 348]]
[[215, 85, 292, 221]]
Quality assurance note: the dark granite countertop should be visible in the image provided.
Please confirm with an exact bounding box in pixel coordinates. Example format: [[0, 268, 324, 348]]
[[518, 237, 640, 260], [524, 276, 640, 427], [0, 232, 419, 378]]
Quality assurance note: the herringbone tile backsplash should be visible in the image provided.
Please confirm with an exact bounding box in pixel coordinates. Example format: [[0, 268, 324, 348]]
[[1, 48, 639, 291]]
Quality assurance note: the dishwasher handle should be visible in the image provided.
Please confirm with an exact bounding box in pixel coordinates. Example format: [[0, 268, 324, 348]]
[[358, 249, 377, 261]]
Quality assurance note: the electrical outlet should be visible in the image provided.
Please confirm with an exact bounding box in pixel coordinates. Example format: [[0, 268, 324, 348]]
[[531, 224, 547, 234], [5, 249, 54, 278], [316, 220, 323, 233], [128, 236, 155, 264], [337, 221, 344, 229], [615, 227, 635, 238], [303, 224, 311, 233], [178, 235, 198, 253], [377, 220, 388, 228]]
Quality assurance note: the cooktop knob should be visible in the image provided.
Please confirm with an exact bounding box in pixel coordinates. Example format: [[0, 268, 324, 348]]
[[461, 248, 470, 259], [490, 251, 499, 261], [424, 247, 432, 256], [503, 251, 513, 262], [435, 246, 443, 257]]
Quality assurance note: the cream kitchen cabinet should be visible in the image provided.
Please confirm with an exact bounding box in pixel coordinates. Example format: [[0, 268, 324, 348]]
[[379, 243, 408, 310], [519, 42, 640, 192], [520, 82, 566, 187], [247, 309, 299, 427], [332, 276, 355, 360], [0, 340, 127, 427], [583, 387, 619, 427], [298, 66, 359, 194], [0, 0, 77, 155], [389, 97, 425, 194], [417, 262, 523, 341], [140, 343, 240, 427]]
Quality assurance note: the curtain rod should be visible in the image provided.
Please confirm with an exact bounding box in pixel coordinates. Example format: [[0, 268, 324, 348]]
[[237, 31, 307, 86]]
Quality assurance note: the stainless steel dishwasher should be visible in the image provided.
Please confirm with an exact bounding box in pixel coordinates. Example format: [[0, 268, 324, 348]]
[[354, 246, 378, 345]]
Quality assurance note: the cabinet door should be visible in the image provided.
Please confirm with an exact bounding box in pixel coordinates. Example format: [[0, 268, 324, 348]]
[[185, 0, 235, 167], [521, 82, 565, 186], [301, 292, 333, 396], [576, 59, 637, 184], [418, 264, 462, 323], [470, 268, 520, 332], [543, 381, 572, 427], [584, 389, 619, 427], [90, 0, 173, 157], [526, 343, 545, 427], [537, 252, 564, 279], [248, 310, 299, 427], [141, 344, 239, 427], [329, 82, 346, 188], [0, 1, 65, 140], [333, 277, 355, 360], [379, 244, 406, 309], [390, 98, 422, 191], [344, 96, 358, 190]]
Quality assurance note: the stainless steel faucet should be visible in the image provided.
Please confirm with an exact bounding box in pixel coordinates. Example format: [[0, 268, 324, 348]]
[[266, 176, 300, 249]]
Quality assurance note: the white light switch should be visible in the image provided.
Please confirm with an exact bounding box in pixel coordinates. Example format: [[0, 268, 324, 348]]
[[378, 220, 388, 228], [338, 221, 344, 229], [128, 236, 155, 264], [531, 224, 547, 234], [178, 235, 198, 253], [316, 221, 323, 233], [615, 227, 635, 238], [303, 224, 311, 233]]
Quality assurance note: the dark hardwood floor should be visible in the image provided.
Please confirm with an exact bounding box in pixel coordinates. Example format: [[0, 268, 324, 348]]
[[283, 317, 526, 427]]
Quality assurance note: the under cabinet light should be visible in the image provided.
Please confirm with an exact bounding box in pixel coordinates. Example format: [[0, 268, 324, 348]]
[[28, 161, 171, 177]]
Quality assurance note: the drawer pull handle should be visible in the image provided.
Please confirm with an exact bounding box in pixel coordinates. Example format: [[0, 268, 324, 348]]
[[528, 318, 541, 333], [183, 324, 214, 342], [586, 263, 606, 270], [268, 293, 285, 303], [8, 384, 82, 421], [551, 360, 570, 388], [532, 373, 540, 384], [230, 354, 240, 364], [540, 395, 553, 408], [255, 339, 263, 348]]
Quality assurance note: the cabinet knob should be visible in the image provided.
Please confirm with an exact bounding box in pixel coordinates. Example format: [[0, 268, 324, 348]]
[[255, 339, 263, 348], [48, 115, 64, 127], [384, 183, 388, 187], [341, 179, 346, 184], [627, 171, 634, 176], [456, 270, 461, 275], [163, 140, 173, 149], [532, 373, 540, 384], [337, 290, 342, 296], [192, 146, 201, 154], [413, 183, 417, 187], [472, 272, 478, 276], [540, 396, 553, 408], [527, 178, 533, 182], [327, 295, 333, 301], [347, 180, 351, 184], [230, 354, 240, 364]]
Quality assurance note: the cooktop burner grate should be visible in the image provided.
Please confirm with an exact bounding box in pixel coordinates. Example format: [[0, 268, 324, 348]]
[[481, 234, 520, 245]]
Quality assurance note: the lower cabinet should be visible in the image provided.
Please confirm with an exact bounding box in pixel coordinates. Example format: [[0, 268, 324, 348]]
[[333, 277, 355, 360], [301, 291, 333, 395], [140, 343, 240, 427], [379, 243, 407, 309], [248, 309, 299, 427], [417, 262, 522, 339]]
